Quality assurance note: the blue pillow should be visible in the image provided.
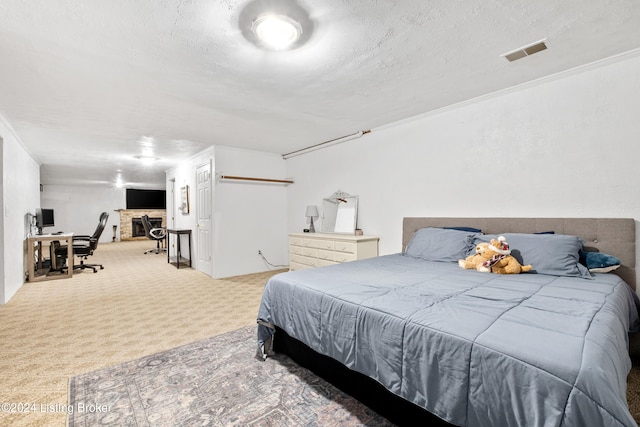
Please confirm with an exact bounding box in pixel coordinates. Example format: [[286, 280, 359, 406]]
[[474, 233, 591, 279], [579, 251, 621, 273], [443, 226, 482, 233], [406, 227, 477, 262]]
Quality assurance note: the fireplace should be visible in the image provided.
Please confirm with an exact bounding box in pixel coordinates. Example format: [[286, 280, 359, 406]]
[[116, 209, 166, 241], [131, 217, 163, 238]]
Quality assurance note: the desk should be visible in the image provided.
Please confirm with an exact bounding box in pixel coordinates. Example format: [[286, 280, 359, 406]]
[[27, 233, 74, 282], [166, 229, 192, 269]]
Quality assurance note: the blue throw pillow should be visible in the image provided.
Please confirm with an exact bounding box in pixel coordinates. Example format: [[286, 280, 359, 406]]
[[474, 233, 592, 278], [406, 227, 478, 262], [443, 226, 482, 233], [579, 251, 621, 273]]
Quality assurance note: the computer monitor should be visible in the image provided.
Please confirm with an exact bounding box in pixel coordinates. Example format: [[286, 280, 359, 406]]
[[35, 208, 55, 234]]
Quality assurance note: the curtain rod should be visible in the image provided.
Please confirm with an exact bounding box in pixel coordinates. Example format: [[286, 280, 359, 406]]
[[218, 175, 294, 185], [282, 130, 371, 159]]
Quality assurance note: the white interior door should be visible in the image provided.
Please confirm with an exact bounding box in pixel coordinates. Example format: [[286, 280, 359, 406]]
[[196, 161, 212, 276], [170, 178, 176, 228]]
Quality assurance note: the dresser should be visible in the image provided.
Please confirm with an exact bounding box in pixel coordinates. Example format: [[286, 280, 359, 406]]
[[289, 232, 379, 271]]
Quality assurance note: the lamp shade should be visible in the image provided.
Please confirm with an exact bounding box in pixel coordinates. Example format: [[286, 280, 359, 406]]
[[305, 205, 318, 218]]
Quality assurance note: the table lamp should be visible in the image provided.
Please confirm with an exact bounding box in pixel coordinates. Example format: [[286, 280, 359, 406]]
[[305, 205, 318, 233]]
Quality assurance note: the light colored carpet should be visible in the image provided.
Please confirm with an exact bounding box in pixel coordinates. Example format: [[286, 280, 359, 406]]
[[0, 240, 284, 427]]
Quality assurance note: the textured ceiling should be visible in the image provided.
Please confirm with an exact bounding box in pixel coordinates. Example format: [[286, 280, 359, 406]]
[[1, 0, 639, 188]]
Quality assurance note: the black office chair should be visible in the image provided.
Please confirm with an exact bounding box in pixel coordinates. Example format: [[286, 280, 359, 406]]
[[55, 212, 109, 273], [142, 214, 167, 254]]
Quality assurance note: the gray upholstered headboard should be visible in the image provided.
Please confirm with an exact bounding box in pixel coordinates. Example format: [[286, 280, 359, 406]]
[[403, 217, 636, 290]]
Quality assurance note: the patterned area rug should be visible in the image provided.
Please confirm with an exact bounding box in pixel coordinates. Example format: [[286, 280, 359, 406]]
[[68, 326, 394, 426]]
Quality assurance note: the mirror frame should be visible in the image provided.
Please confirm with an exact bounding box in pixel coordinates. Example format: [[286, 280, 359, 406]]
[[321, 190, 358, 234]]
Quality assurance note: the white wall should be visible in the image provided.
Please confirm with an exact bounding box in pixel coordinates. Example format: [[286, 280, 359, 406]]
[[286, 51, 640, 273], [166, 145, 288, 278], [40, 185, 124, 243], [0, 115, 41, 304], [213, 146, 288, 278]]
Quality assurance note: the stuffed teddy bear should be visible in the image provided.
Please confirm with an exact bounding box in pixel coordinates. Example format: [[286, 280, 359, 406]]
[[458, 242, 495, 272], [459, 236, 532, 274], [486, 236, 533, 274]]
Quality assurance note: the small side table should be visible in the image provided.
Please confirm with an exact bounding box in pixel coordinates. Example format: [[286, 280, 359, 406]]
[[166, 228, 192, 269]]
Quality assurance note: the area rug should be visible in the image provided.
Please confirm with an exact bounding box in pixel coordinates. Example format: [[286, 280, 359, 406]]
[[68, 325, 394, 426]]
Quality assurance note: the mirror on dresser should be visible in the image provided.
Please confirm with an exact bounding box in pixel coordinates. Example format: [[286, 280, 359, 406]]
[[321, 190, 358, 234]]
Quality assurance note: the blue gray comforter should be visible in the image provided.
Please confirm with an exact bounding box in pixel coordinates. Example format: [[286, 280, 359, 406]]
[[257, 254, 640, 426]]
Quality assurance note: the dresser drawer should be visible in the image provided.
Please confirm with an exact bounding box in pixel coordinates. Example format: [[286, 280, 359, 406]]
[[290, 245, 305, 255], [302, 247, 318, 257], [304, 239, 334, 250], [334, 252, 356, 263], [318, 259, 338, 267], [290, 261, 311, 271], [334, 241, 356, 253], [291, 254, 318, 267], [289, 237, 304, 246], [317, 249, 335, 261]]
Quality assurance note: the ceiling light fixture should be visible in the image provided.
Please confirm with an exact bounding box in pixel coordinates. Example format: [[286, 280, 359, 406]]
[[114, 172, 125, 188], [252, 14, 302, 50], [135, 155, 158, 166]]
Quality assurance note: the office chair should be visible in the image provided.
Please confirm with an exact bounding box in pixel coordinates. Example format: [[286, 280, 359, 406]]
[[142, 214, 167, 254], [55, 212, 109, 273]]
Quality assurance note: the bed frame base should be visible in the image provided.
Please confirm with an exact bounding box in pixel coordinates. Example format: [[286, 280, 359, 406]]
[[274, 326, 454, 427]]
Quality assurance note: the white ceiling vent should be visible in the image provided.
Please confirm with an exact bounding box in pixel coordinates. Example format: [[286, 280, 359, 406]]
[[502, 40, 548, 62]]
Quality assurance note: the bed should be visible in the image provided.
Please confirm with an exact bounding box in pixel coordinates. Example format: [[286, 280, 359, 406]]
[[257, 217, 640, 426]]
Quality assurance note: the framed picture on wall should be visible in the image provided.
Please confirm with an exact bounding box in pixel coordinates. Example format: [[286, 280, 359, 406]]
[[180, 185, 190, 214]]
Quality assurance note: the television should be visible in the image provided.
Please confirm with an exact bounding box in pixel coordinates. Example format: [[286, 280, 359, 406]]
[[126, 189, 166, 209], [36, 208, 55, 234]]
